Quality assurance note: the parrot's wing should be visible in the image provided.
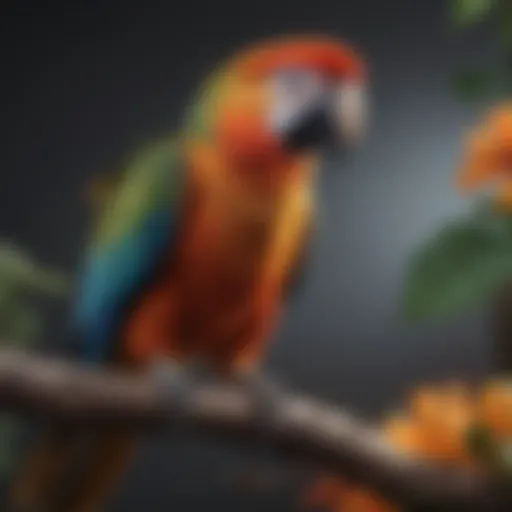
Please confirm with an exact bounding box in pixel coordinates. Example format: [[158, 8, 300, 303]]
[[75, 138, 187, 362]]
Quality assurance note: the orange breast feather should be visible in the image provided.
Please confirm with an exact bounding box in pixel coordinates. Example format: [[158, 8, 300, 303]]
[[122, 149, 313, 372]]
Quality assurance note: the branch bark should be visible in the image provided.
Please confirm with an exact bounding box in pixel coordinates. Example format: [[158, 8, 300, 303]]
[[0, 349, 509, 511]]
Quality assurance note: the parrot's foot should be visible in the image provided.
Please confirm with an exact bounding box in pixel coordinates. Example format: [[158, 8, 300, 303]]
[[234, 371, 287, 433], [147, 359, 191, 415]]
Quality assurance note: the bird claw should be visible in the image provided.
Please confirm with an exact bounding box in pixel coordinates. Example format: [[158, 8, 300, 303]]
[[147, 359, 190, 413], [235, 372, 287, 432]]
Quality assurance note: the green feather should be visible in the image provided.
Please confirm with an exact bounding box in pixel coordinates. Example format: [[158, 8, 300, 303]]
[[91, 137, 184, 249], [183, 67, 233, 139]]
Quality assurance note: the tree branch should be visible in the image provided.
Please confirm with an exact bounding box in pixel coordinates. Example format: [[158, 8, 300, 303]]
[[0, 349, 509, 511]]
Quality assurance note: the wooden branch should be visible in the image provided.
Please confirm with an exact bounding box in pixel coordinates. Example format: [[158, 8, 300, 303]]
[[0, 349, 509, 511]]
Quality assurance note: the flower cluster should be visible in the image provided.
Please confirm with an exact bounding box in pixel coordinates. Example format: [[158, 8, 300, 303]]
[[304, 379, 512, 512], [458, 104, 512, 208]]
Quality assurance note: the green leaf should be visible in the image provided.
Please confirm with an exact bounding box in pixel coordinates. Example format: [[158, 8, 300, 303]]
[[0, 298, 43, 349], [499, 19, 512, 49], [466, 422, 499, 461], [0, 241, 70, 297], [0, 295, 42, 347], [24, 269, 70, 297], [452, 69, 496, 100], [404, 206, 512, 321], [496, 0, 512, 48], [466, 425, 512, 484], [6, 306, 42, 347], [451, 0, 495, 29]]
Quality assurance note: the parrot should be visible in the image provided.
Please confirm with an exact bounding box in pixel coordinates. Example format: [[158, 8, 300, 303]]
[[9, 34, 368, 512]]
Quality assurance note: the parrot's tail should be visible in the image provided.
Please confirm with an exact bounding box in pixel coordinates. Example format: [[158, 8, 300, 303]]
[[9, 424, 138, 512]]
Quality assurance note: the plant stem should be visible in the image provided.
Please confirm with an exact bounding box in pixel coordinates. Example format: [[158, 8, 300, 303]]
[[492, 282, 512, 373], [497, 0, 512, 94]]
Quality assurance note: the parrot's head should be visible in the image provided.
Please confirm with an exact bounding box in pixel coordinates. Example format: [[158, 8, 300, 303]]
[[186, 35, 368, 192]]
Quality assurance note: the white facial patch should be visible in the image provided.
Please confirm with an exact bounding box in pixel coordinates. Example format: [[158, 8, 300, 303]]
[[333, 82, 368, 146], [269, 69, 327, 134]]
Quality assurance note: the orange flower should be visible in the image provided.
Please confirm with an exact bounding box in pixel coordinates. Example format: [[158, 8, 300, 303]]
[[304, 379, 512, 512], [457, 103, 512, 208], [408, 382, 475, 463], [477, 378, 512, 438]]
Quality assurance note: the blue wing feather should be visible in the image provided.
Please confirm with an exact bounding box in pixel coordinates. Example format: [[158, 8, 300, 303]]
[[75, 138, 186, 362]]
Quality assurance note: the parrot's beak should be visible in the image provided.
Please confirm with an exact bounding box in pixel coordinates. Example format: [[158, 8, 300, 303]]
[[332, 82, 368, 148], [279, 81, 368, 152]]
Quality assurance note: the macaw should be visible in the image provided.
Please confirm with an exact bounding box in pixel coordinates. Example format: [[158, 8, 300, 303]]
[[10, 34, 368, 512]]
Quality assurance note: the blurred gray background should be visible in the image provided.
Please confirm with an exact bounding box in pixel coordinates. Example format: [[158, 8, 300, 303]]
[[0, 0, 498, 510]]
